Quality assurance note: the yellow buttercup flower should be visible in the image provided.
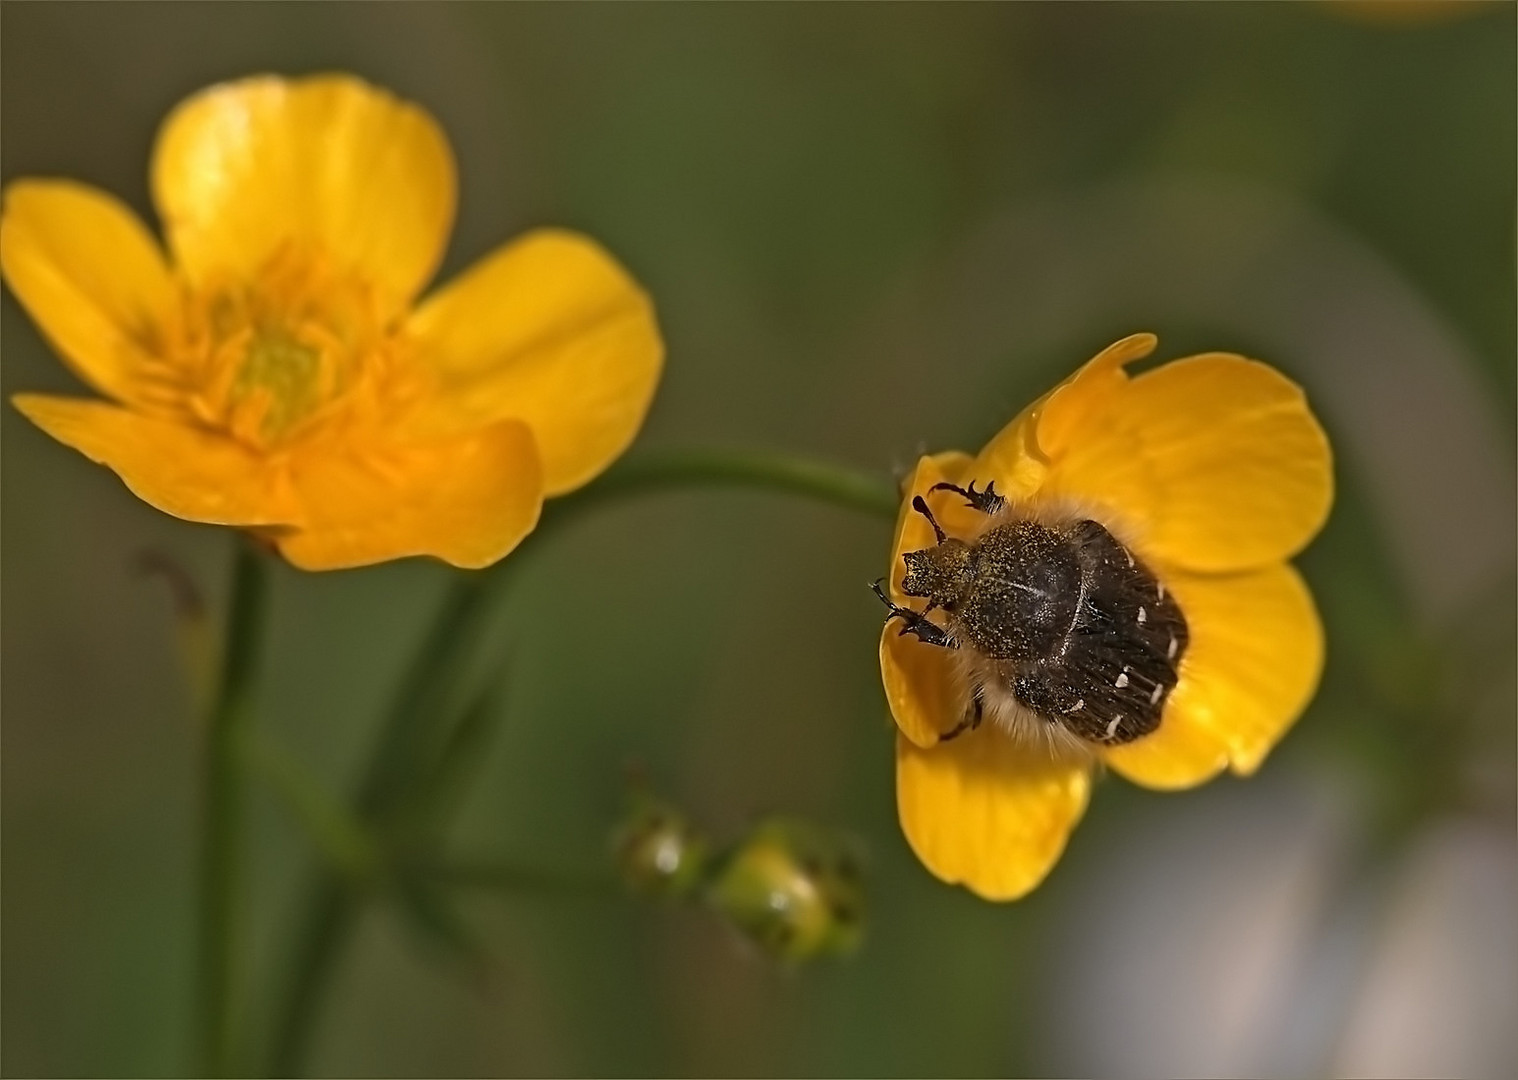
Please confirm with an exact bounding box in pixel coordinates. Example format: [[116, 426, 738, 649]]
[[2, 74, 662, 570], [879, 334, 1332, 901]]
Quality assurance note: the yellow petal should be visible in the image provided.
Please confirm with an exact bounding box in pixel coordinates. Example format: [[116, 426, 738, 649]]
[[276, 420, 542, 571], [1035, 332, 1157, 457], [1095, 700, 1230, 791], [12, 393, 295, 525], [406, 230, 663, 495], [896, 728, 1091, 901], [1036, 348, 1333, 573], [879, 453, 976, 748], [1, 180, 175, 407], [1102, 562, 1324, 789], [151, 74, 454, 315], [880, 625, 965, 749], [972, 333, 1157, 500]]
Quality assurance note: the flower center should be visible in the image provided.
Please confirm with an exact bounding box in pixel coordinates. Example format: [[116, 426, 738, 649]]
[[228, 328, 328, 444], [170, 245, 411, 451]]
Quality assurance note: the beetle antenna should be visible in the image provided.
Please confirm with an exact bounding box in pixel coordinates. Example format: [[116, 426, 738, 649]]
[[911, 495, 947, 544]]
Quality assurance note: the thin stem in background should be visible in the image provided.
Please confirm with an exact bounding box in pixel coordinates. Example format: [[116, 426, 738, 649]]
[[267, 581, 491, 1077], [241, 727, 380, 881], [266, 877, 356, 1078], [565, 447, 902, 522], [264, 447, 899, 1076], [198, 538, 270, 1077]]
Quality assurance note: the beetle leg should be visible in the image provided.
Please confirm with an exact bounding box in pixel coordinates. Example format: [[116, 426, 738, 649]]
[[870, 579, 957, 649], [939, 683, 985, 742], [928, 479, 1006, 515]]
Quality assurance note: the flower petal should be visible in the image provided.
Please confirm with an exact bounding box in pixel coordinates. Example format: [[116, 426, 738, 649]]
[[152, 74, 454, 314], [1095, 700, 1230, 791], [276, 420, 542, 571], [880, 626, 964, 749], [879, 452, 977, 748], [406, 229, 663, 495], [972, 333, 1157, 499], [896, 728, 1091, 901], [1, 180, 175, 407], [1102, 562, 1324, 789], [12, 393, 295, 525], [1034, 333, 1158, 459], [1036, 347, 1333, 573]]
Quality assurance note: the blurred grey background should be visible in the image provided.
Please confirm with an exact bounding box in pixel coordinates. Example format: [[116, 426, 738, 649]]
[[3, 3, 1514, 1076]]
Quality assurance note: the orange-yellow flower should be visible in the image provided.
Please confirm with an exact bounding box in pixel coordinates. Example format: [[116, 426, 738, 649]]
[[880, 334, 1333, 901], [2, 74, 662, 570]]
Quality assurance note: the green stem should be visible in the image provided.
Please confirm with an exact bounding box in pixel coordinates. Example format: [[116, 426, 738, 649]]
[[198, 538, 269, 1077], [545, 447, 901, 525], [267, 877, 355, 1078], [264, 448, 897, 1076], [241, 728, 380, 881]]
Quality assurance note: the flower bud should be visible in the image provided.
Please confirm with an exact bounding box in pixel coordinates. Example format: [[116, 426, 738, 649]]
[[612, 793, 709, 899], [707, 818, 865, 963]]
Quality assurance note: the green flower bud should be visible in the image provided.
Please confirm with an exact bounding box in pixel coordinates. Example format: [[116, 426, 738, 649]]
[[612, 793, 709, 899], [706, 818, 865, 963]]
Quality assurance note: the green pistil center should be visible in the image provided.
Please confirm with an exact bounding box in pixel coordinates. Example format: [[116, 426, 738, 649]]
[[233, 330, 325, 442]]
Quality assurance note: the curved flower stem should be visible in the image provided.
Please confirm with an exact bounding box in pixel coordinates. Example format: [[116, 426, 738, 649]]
[[547, 447, 902, 525], [198, 538, 269, 1077], [265, 448, 897, 1076]]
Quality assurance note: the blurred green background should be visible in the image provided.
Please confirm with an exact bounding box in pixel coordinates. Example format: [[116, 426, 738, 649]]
[[3, 2, 1514, 1076]]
